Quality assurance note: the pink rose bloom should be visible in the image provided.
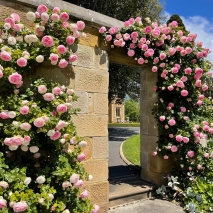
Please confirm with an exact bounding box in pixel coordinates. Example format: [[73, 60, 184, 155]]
[[36, 176, 46, 184], [50, 131, 61, 140], [11, 13, 20, 22], [80, 190, 88, 199], [43, 93, 55, 101], [66, 36, 75, 45], [33, 153, 41, 158], [180, 107, 186, 112], [69, 54, 77, 63], [197, 100, 203, 106], [144, 26, 152, 34], [181, 90, 188, 97], [77, 20, 85, 30], [77, 153, 86, 161], [20, 106, 29, 115], [20, 122, 31, 131], [38, 85, 47, 94], [168, 119, 176, 126], [5, 17, 15, 27], [52, 86, 61, 95], [53, 6, 60, 13], [29, 146, 39, 153], [137, 58, 144, 65], [152, 151, 157, 156], [57, 45, 66, 54], [168, 85, 174, 91], [171, 145, 178, 152], [170, 21, 178, 28], [197, 164, 203, 170], [204, 153, 209, 158], [159, 53, 166, 60], [187, 150, 194, 158], [176, 135, 183, 142], [1, 51, 11, 61], [0, 198, 7, 209], [0, 70, 3, 78], [106, 35, 112, 41], [67, 89, 74, 95], [23, 136, 31, 144], [151, 66, 158, 72], [33, 117, 45, 128], [141, 44, 148, 51], [92, 204, 100, 213], [195, 80, 202, 87], [41, 35, 54, 47], [56, 120, 67, 130], [171, 67, 179, 74], [70, 173, 79, 183], [176, 80, 184, 88], [164, 155, 169, 160], [153, 57, 159, 63], [60, 12, 69, 22], [202, 84, 208, 91], [0, 181, 9, 189], [0, 111, 9, 119], [49, 53, 59, 65], [182, 137, 189, 143], [51, 13, 60, 22], [56, 104, 67, 113], [169, 134, 173, 138], [41, 12, 49, 22], [168, 47, 176, 56], [16, 57, 27, 67], [74, 179, 84, 188], [37, 4, 48, 14], [58, 59, 68, 68], [62, 181, 71, 189], [99, 26, 106, 34], [199, 95, 205, 100], [159, 116, 165, 121], [127, 49, 135, 57]]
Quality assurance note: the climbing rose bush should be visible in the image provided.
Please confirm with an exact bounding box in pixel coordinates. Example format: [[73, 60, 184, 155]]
[[100, 17, 213, 212], [0, 4, 99, 213]]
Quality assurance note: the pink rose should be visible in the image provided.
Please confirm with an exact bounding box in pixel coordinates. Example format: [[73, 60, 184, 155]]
[[60, 12, 69, 22], [41, 12, 49, 22], [182, 137, 189, 143], [197, 164, 203, 170], [159, 53, 166, 60], [53, 7, 60, 13], [51, 13, 59, 22], [67, 89, 74, 95], [152, 151, 157, 156], [70, 173, 79, 183], [180, 107, 186, 112], [41, 35, 54, 47], [37, 4, 48, 14], [56, 104, 67, 113], [50, 131, 61, 140], [38, 85, 47, 94], [74, 179, 84, 188], [77, 21, 85, 30], [56, 120, 67, 130], [0, 111, 9, 119], [106, 35, 112, 41], [204, 153, 209, 158], [69, 54, 77, 63], [0, 181, 9, 189], [20, 106, 29, 115], [176, 135, 183, 142], [168, 119, 176, 126], [49, 53, 59, 65], [77, 153, 86, 161], [8, 73, 22, 85], [66, 36, 75, 45], [151, 66, 158, 72], [58, 59, 68, 68], [137, 58, 144, 65], [52, 86, 61, 95], [181, 90, 188, 97], [171, 145, 178, 152], [33, 117, 45, 128], [187, 150, 194, 158], [127, 49, 135, 57], [62, 181, 71, 189], [99, 26, 106, 34], [168, 85, 174, 91], [159, 116, 165, 121], [80, 190, 88, 199], [57, 45, 67, 54], [164, 155, 169, 160], [43, 93, 55, 101], [0, 198, 7, 209], [36, 176, 46, 184], [184, 67, 192, 75], [92, 204, 100, 213], [1, 51, 11, 61], [20, 122, 31, 131], [29, 146, 39, 153]]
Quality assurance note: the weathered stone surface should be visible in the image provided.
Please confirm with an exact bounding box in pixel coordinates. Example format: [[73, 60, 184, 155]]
[[72, 44, 93, 69], [72, 92, 88, 114], [140, 151, 148, 170], [140, 100, 157, 116], [88, 93, 94, 114], [93, 47, 109, 71], [140, 115, 149, 135], [81, 137, 93, 160], [93, 137, 108, 159], [73, 67, 109, 93], [83, 160, 108, 182], [141, 82, 158, 100], [140, 135, 158, 152], [72, 115, 108, 137], [94, 93, 108, 115], [140, 67, 157, 82], [148, 116, 158, 136]]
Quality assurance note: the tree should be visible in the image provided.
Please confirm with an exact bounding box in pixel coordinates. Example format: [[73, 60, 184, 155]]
[[125, 100, 140, 122], [64, 0, 166, 103]]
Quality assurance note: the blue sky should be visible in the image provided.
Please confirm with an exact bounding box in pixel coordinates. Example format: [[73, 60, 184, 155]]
[[164, 0, 213, 64]]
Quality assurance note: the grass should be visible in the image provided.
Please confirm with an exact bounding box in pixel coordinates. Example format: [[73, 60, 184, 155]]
[[122, 134, 140, 166], [108, 123, 140, 127]]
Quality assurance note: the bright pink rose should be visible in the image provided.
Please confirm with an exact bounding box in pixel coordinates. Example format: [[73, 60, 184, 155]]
[[56, 104, 67, 113], [52, 86, 61, 95], [159, 116, 165, 121], [137, 58, 144, 65], [37, 4, 48, 13], [1, 51, 11, 61], [69, 54, 77, 63], [168, 119, 176, 126], [187, 151, 194, 158], [0, 198, 7, 209], [106, 35, 112, 41], [144, 26, 152, 34], [159, 53, 166, 60], [0, 111, 9, 119], [33, 117, 45, 128], [50, 131, 61, 140], [80, 190, 88, 199], [58, 59, 68, 68], [41, 35, 54, 47], [127, 49, 135, 57], [171, 145, 178, 152], [92, 204, 100, 213], [60, 12, 69, 22], [38, 85, 47, 94], [77, 20, 85, 30], [49, 53, 59, 65], [43, 93, 55, 101], [77, 153, 86, 161], [168, 85, 174, 91], [5, 17, 15, 27], [176, 135, 183, 142], [181, 90, 188, 97], [151, 66, 158, 72], [180, 107, 186, 112], [16, 57, 27, 67], [66, 36, 75, 45], [57, 45, 66, 54], [99, 26, 106, 34], [20, 106, 29, 115], [182, 137, 189, 143]]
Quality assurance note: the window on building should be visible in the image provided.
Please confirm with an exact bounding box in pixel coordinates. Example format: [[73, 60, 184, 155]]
[[116, 107, 120, 117]]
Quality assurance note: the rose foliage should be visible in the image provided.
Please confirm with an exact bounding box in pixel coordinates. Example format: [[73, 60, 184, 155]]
[[0, 4, 99, 213], [99, 17, 213, 212]]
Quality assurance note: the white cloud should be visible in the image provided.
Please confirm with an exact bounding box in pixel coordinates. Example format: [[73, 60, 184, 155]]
[[165, 12, 213, 65]]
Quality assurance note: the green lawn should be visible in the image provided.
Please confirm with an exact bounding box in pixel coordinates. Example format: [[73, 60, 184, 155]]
[[108, 123, 140, 127], [122, 134, 140, 166]]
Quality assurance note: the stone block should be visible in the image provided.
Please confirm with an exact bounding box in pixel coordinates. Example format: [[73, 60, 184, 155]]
[[71, 44, 93, 69], [148, 116, 158, 136], [93, 137, 108, 159], [93, 47, 109, 71], [74, 67, 109, 93], [81, 137, 92, 160], [72, 114, 108, 137], [140, 68, 158, 82], [94, 93, 108, 115], [140, 135, 158, 152], [82, 160, 108, 182], [140, 115, 149, 135], [141, 82, 158, 100], [140, 151, 148, 170], [71, 92, 88, 114], [140, 100, 157, 116], [88, 93, 94, 114]]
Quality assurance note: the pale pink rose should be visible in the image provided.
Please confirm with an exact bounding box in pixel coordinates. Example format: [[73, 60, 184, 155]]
[[51, 13, 60, 22], [5, 17, 15, 27], [53, 6, 60, 13], [35, 11, 40, 18], [38, 85, 47, 94], [197, 164, 203, 170], [92, 204, 100, 213], [159, 116, 165, 121], [23, 136, 31, 144], [56, 120, 67, 130], [152, 151, 157, 156], [41, 35, 54, 47], [0, 70, 3, 78], [66, 36, 75, 45], [164, 155, 169, 160], [58, 59, 68, 68], [69, 54, 77, 63], [36, 176, 45, 184], [168, 47, 176, 56], [127, 49, 135, 57], [204, 153, 209, 158], [168, 85, 174, 91], [77, 21, 85, 30], [0, 181, 9, 189], [11, 13, 20, 22], [13, 201, 28, 212], [181, 90, 188, 97], [106, 35, 112, 41], [99, 26, 106, 34], [202, 84, 208, 91], [33, 117, 45, 128], [57, 45, 66, 54], [20, 122, 31, 131], [0, 198, 7, 209], [70, 173, 79, 183], [70, 137, 78, 145], [171, 67, 179, 74], [52, 87, 61, 95], [182, 137, 189, 143], [74, 179, 84, 188], [169, 134, 173, 138], [77, 153, 86, 161], [49, 53, 59, 65], [41, 12, 49, 22], [50, 131, 61, 140], [60, 12, 69, 22], [56, 104, 67, 113], [1, 51, 11, 61], [176, 135, 183, 142], [197, 100, 203, 106], [62, 181, 71, 189], [24, 177, 31, 185], [67, 89, 74, 95], [43, 93, 55, 101], [80, 190, 88, 199], [171, 145, 178, 152], [0, 111, 9, 119], [168, 119, 176, 126], [37, 4, 48, 13], [20, 106, 29, 115], [29, 146, 39, 153], [187, 151, 194, 158]]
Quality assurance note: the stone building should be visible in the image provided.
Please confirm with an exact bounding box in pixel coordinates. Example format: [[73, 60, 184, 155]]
[[108, 100, 125, 123]]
